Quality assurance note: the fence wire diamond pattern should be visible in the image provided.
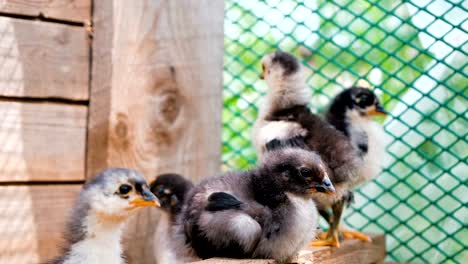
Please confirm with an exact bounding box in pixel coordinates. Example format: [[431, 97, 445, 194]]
[[222, 0, 467, 263]]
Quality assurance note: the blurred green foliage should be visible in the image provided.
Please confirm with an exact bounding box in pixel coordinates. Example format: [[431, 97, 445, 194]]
[[223, 0, 467, 263]]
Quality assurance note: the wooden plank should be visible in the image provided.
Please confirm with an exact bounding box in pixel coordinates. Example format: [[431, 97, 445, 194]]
[[191, 259, 275, 264], [89, 0, 224, 263], [0, 184, 81, 264], [0, 17, 89, 100], [190, 234, 386, 264], [0, 0, 91, 22], [0, 101, 87, 182], [297, 234, 386, 264]]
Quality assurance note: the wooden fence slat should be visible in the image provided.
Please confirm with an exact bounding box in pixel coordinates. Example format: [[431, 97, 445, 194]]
[[0, 0, 91, 23], [0, 17, 89, 100], [89, 0, 224, 263], [0, 184, 81, 264], [0, 101, 87, 182]]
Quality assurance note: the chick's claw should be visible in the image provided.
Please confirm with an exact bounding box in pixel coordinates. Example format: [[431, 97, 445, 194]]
[[317, 230, 329, 240], [309, 232, 340, 248], [341, 229, 372, 242]]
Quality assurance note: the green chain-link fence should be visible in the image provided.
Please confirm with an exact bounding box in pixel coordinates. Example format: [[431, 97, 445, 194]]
[[222, 0, 467, 263]]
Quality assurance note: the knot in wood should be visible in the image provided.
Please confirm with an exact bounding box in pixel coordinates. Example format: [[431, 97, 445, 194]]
[[112, 113, 131, 149], [54, 30, 70, 45], [115, 119, 128, 138], [158, 90, 182, 124]]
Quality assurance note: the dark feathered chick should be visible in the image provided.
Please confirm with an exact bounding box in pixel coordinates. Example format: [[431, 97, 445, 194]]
[[173, 147, 335, 262], [150, 173, 193, 221], [326, 87, 387, 183], [254, 51, 370, 247], [50, 168, 160, 264]]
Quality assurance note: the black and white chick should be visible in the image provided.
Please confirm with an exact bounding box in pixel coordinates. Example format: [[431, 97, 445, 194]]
[[50, 168, 160, 264], [150, 173, 194, 222], [254, 51, 371, 247], [173, 147, 335, 263], [150, 174, 194, 264], [326, 87, 387, 186], [252, 51, 310, 157]]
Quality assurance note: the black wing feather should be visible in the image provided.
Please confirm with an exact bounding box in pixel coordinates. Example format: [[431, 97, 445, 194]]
[[206, 192, 242, 211]]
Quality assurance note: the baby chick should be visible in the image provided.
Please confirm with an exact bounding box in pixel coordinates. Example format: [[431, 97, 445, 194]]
[[254, 51, 367, 247], [173, 147, 335, 262], [50, 168, 160, 264], [150, 173, 194, 264], [326, 87, 387, 186], [150, 173, 194, 222], [252, 51, 310, 157]]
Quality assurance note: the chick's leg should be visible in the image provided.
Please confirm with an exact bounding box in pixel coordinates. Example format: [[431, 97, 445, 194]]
[[338, 191, 371, 242], [316, 209, 331, 240], [309, 200, 344, 247]]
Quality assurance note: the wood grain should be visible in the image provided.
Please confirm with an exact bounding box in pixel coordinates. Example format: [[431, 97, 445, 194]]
[[88, 0, 224, 263], [190, 234, 386, 264], [0, 17, 89, 100], [298, 234, 386, 264], [0, 0, 91, 22], [0, 184, 81, 264], [0, 101, 87, 182]]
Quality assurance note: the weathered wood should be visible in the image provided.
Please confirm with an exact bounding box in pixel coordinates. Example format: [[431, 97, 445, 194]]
[[0, 17, 89, 100], [89, 0, 224, 263], [0, 101, 87, 182], [0, 0, 91, 22], [0, 184, 81, 264], [297, 234, 386, 264], [191, 259, 274, 264], [190, 234, 386, 264]]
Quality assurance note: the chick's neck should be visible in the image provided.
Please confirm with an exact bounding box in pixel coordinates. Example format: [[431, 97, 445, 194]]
[[250, 169, 289, 209], [262, 73, 310, 118]]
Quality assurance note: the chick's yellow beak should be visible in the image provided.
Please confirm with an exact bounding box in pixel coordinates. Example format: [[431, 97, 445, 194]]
[[367, 104, 388, 117], [260, 64, 266, 79], [130, 197, 160, 208], [310, 176, 335, 195], [129, 189, 161, 208]]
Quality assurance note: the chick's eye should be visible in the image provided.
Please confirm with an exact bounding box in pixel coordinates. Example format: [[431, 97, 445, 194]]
[[355, 94, 372, 107], [299, 168, 312, 177], [118, 184, 132, 195]]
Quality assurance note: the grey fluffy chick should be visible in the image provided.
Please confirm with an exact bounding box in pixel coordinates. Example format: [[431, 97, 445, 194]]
[[173, 147, 335, 263], [253, 51, 367, 247], [50, 168, 160, 264]]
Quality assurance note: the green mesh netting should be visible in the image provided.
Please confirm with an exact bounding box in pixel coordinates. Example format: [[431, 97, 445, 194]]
[[222, 0, 467, 263]]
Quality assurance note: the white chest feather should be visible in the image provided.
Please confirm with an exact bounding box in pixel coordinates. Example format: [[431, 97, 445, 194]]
[[62, 217, 125, 264], [252, 120, 306, 156], [348, 113, 386, 186], [255, 194, 318, 261]]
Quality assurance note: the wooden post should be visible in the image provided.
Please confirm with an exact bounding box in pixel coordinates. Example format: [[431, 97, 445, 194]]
[[88, 0, 224, 263]]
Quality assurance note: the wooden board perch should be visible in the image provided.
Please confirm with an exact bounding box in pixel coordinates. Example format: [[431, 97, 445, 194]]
[[190, 234, 386, 264]]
